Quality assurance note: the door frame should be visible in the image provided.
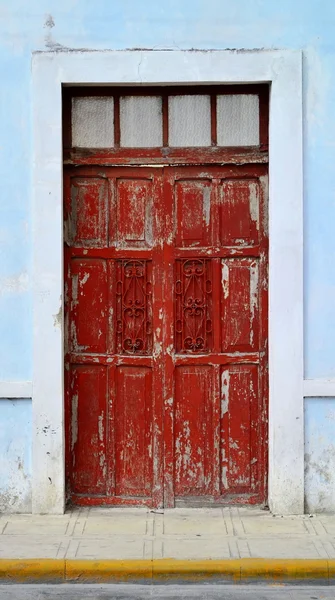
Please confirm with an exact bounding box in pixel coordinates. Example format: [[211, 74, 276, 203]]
[[32, 49, 303, 514]]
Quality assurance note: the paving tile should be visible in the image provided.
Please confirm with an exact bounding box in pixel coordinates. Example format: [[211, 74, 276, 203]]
[[163, 517, 227, 535], [0, 536, 64, 558], [153, 539, 164, 558], [236, 538, 251, 558], [0, 521, 9, 535], [223, 518, 234, 536], [146, 513, 155, 536], [247, 538, 323, 559], [56, 538, 71, 559], [70, 518, 87, 536], [153, 513, 164, 536], [84, 516, 147, 535], [157, 538, 231, 559], [240, 516, 308, 535], [144, 539, 153, 559], [227, 538, 240, 558], [65, 539, 80, 559], [88, 507, 149, 517], [321, 540, 335, 558], [308, 518, 328, 535], [318, 518, 335, 535], [76, 537, 146, 559], [235, 507, 266, 518], [303, 518, 318, 535], [163, 508, 226, 535], [164, 508, 223, 518], [310, 538, 330, 558], [226, 507, 245, 535], [0, 507, 335, 561], [3, 516, 70, 536], [5, 515, 71, 523]]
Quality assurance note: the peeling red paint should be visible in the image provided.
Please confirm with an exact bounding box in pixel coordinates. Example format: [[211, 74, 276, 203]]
[[64, 161, 268, 508]]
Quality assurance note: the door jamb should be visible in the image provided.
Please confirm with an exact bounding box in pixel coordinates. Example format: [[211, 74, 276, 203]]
[[32, 49, 303, 514]]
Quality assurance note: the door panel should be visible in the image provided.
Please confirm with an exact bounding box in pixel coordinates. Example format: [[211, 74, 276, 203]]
[[220, 364, 259, 494], [115, 259, 153, 355], [69, 258, 109, 354], [163, 165, 267, 507], [219, 178, 260, 246], [114, 366, 153, 497], [69, 364, 107, 495], [64, 163, 268, 507], [175, 259, 213, 354], [68, 177, 109, 247], [174, 365, 214, 497], [221, 258, 259, 353], [65, 167, 164, 507], [175, 180, 213, 247], [112, 178, 154, 247]]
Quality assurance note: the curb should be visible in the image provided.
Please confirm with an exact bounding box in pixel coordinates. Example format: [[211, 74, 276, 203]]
[[0, 559, 334, 583]]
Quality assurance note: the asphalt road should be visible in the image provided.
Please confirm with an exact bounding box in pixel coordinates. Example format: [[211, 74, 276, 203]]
[[0, 585, 334, 599]]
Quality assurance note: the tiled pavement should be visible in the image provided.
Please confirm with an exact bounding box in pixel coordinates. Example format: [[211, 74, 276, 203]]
[[1, 507, 335, 560]]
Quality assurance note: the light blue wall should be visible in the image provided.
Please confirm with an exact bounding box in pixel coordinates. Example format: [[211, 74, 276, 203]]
[[305, 398, 335, 513], [0, 400, 32, 512], [0, 0, 334, 511]]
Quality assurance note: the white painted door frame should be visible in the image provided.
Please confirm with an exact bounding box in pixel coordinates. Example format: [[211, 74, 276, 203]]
[[32, 49, 303, 514]]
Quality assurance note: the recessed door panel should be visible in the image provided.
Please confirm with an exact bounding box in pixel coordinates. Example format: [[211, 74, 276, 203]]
[[174, 366, 214, 496], [114, 366, 153, 497]]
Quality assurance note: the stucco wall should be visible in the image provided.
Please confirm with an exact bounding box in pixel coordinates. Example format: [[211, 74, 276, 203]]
[[305, 398, 335, 513], [0, 400, 32, 512], [0, 0, 334, 512]]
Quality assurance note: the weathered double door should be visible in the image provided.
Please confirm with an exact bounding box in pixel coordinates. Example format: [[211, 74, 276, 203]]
[[65, 163, 268, 507]]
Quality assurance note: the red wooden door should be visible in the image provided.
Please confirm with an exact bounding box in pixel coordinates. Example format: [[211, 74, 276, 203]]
[[65, 167, 165, 507], [162, 165, 268, 506], [64, 163, 268, 507]]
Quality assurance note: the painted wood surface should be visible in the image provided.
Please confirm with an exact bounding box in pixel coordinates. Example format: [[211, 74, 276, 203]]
[[64, 163, 268, 507]]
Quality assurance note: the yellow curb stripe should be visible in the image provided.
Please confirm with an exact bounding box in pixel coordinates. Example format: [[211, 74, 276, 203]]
[[238, 559, 329, 581], [152, 559, 241, 581], [0, 558, 331, 583], [66, 559, 152, 582], [0, 559, 65, 582]]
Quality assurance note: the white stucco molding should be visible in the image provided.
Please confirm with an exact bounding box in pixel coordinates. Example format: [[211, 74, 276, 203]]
[[32, 49, 303, 515], [304, 379, 335, 397], [0, 381, 32, 399]]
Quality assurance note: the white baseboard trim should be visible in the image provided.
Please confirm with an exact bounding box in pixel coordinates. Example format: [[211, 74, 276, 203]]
[[304, 379, 335, 398], [0, 378, 334, 400], [0, 381, 32, 399]]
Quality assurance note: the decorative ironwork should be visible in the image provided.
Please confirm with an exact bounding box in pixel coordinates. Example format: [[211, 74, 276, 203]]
[[116, 260, 152, 354], [175, 259, 212, 353]]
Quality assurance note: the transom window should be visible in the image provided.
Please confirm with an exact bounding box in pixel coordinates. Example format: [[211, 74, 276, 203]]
[[64, 86, 269, 151]]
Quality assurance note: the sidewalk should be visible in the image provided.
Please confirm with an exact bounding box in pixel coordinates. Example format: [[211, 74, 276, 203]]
[[1, 507, 335, 583], [0, 506, 335, 560]]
